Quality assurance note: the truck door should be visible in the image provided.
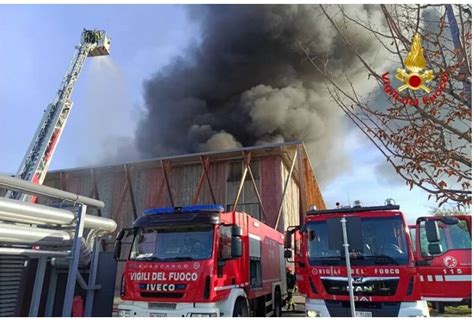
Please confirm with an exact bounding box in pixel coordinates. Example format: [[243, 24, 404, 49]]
[[415, 216, 472, 302], [293, 230, 309, 295]]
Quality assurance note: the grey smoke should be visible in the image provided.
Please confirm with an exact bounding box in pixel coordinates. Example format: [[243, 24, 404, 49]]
[[136, 5, 385, 184]]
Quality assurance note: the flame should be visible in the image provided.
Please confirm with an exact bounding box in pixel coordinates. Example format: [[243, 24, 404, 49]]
[[405, 34, 427, 73]]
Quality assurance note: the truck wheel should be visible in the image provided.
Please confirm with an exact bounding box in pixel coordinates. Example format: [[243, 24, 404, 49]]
[[233, 298, 249, 317], [273, 290, 282, 317], [436, 302, 445, 314]]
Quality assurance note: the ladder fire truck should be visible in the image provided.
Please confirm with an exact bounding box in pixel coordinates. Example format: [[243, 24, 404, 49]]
[[0, 29, 111, 317], [285, 201, 429, 317], [6, 29, 111, 201]]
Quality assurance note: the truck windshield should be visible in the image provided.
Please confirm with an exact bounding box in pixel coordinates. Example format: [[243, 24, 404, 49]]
[[419, 219, 471, 256], [130, 225, 214, 261], [306, 217, 409, 266]]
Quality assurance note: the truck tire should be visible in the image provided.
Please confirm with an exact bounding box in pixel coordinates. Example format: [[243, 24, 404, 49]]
[[273, 290, 282, 317], [255, 297, 266, 317], [233, 298, 249, 317], [436, 302, 445, 314]]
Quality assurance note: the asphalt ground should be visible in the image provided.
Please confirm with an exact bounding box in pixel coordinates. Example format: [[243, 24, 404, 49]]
[[114, 295, 472, 317], [282, 295, 306, 317]]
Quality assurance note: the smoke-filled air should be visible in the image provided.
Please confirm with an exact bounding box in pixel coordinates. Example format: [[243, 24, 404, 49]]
[[135, 5, 385, 184]]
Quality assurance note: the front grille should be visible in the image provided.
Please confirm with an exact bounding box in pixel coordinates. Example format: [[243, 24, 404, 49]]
[[149, 303, 177, 310], [141, 292, 184, 299], [326, 300, 401, 317], [322, 277, 398, 296]]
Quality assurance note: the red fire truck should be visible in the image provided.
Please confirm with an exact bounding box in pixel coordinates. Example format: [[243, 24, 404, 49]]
[[409, 215, 471, 313], [114, 205, 287, 317], [284, 201, 429, 317]]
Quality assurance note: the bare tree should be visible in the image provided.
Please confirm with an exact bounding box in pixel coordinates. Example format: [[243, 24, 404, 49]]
[[301, 4, 471, 206]]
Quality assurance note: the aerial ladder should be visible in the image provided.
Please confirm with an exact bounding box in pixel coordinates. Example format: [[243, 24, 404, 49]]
[[6, 29, 111, 201]]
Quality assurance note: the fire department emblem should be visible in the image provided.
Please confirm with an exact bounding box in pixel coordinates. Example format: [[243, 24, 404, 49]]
[[443, 256, 458, 268], [396, 33, 433, 93]]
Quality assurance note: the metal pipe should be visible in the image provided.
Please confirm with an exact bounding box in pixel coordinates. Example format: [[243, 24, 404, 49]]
[[29, 256, 47, 317], [0, 223, 71, 245], [341, 217, 356, 317], [63, 204, 87, 316], [0, 174, 104, 208], [85, 238, 100, 316], [0, 247, 69, 257], [45, 267, 58, 317], [0, 197, 116, 232]]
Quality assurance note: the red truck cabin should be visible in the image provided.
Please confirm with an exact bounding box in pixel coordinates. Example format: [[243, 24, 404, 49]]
[[288, 203, 429, 317], [413, 215, 472, 312]]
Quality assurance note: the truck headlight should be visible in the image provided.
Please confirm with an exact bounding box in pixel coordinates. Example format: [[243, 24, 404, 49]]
[[306, 310, 320, 317], [188, 313, 218, 317], [118, 309, 131, 317]]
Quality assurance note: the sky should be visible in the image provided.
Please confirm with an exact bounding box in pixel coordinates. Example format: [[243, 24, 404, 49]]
[[0, 4, 441, 223]]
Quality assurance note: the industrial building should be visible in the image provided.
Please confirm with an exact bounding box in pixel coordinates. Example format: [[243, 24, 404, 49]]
[[39, 141, 326, 294], [41, 141, 325, 233]]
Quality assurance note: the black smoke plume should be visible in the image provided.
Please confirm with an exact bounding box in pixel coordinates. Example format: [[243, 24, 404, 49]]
[[136, 5, 383, 184]]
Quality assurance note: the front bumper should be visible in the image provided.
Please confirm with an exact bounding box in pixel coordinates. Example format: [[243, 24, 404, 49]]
[[117, 301, 220, 317], [305, 298, 429, 317]]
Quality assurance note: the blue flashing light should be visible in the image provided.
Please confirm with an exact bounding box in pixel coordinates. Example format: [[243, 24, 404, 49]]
[[143, 207, 175, 215], [181, 205, 224, 213], [143, 204, 224, 216]]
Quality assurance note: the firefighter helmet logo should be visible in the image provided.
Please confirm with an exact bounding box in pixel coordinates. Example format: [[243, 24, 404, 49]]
[[443, 256, 458, 268], [396, 33, 434, 93], [382, 33, 449, 107]]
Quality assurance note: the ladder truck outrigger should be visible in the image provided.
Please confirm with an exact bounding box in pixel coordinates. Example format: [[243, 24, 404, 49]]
[[6, 29, 111, 201]]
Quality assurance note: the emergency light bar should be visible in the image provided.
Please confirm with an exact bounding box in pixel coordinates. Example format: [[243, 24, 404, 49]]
[[307, 204, 400, 216], [143, 204, 224, 216]]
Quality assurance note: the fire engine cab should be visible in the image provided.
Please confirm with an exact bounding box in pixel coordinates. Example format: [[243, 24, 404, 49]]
[[114, 205, 287, 317], [285, 201, 429, 317], [410, 215, 471, 313]]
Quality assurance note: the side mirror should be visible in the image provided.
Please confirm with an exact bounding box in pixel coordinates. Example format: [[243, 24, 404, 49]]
[[284, 231, 292, 249], [284, 249, 292, 259], [426, 220, 440, 243], [232, 225, 243, 237], [231, 237, 242, 258], [113, 240, 122, 260], [428, 243, 442, 256]]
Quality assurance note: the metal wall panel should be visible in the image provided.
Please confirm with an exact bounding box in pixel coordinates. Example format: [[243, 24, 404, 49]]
[[0, 255, 28, 316], [260, 156, 283, 228], [281, 162, 300, 231]]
